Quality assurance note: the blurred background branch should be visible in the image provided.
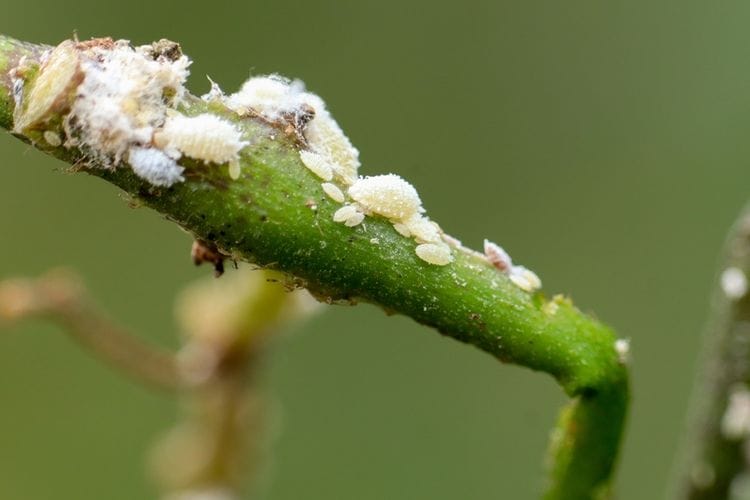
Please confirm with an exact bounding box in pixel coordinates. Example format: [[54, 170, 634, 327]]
[[0, 270, 181, 390], [0, 267, 318, 499], [151, 267, 318, 499], [671, 205, 750, 499]]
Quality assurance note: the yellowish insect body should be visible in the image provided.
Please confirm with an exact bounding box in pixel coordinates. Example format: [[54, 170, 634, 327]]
[[299, 150, 334, 181], [415, 243, 453, 266], [43, 130, 63, 147], [155, 113, 247, 165], [404, 215, 441, 244], [228, 161, 241, 180], [508, 265, 542, 292], [321, 182, 345, 203], [483, 239, 512, 271], [348, 174, 423, 221]]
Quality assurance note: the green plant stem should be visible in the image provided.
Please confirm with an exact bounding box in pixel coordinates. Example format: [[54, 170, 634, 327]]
[[670, 205, 750, 499], [0, 33, 629, 499]]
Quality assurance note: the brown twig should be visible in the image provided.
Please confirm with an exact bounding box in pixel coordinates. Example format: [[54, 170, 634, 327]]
[[0, 269, 182, 390]]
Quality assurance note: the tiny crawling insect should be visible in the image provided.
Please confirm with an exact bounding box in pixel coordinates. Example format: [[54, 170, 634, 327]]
[[393, 222, 411, 237], [43, 130, 62, 147], [614, 339, 630, 364], [293, 103, 316, 129], [300, 150, 334, 181], [721, 267, 748, 300], [508, 265, 542, 292], [483, 239, 512, 271], [404, 214, 441, 244], [542, 300, 559, 316], [191, 239, 228, 277], [344, 212, 365, 227], [281, 103, 316, 141], [441, 233, 462, 248], [333, 205, 364, 227], [321, 182, 345, 203], [228, 161, 241, 180]]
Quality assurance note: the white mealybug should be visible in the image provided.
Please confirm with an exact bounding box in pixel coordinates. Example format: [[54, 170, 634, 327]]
[[344, 211, 365, 227], [508, 265, 542, 292], [483, 239, 512, 271], [225, 74, 360, 184], [300, 150, 334, 181], [228, 161, 241, 180], [404, 214, 441, 243], [66, 39, 191, 165], [225, 75, 304, 120], [614, 338, 630, 364], [393, 222, 411, 237], [321, 182, 345, 203], [43, 130, 63, 147], [441, 233, 463, 248], [155, 113, 247, 165], [721, 267, 748, 300], [127, 147, 185, 187], [333, 205, 364, 227], [333, 205, 357, 222], [542, 301, 560, 316], [348, 174, 423, 221], [722, 385, 750, 440], [302, 92, 360, 185], [415, 243, 453, 266]]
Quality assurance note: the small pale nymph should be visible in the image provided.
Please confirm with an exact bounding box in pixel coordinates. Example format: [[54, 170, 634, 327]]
[[300, 150, 334, 181], [333, 205, 365, 227], [321, 182, 345, 203], [483, 239, 512, 271], [415, 243, 453, 266]]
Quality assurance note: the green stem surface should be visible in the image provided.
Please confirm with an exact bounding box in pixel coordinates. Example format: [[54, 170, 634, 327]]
[[0, 33, 629, 499]]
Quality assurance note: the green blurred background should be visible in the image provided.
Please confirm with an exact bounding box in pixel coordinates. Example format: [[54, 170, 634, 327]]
[[1, 1, 748, 498]]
